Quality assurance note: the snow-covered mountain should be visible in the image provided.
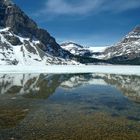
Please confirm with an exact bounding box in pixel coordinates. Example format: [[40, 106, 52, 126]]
[[61, 42, 92, 57], [1, 1, 139, 65], [0, 28, 78, 65], [61, 25, 140, 65], [102, 26, 140, 64], [0, 0, 78, 65], [61, 42, 108, 58]]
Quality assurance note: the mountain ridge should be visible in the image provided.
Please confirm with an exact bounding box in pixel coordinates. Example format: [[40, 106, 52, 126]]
[[103, 25, 140, 64], [0, 0, 79, 65], [61, 41, 107, 58], [0, 0, 140, 65], [61, 25, 140, 65]]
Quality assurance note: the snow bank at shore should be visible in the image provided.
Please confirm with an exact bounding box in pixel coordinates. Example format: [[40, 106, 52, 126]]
[[0, 65, 140, 75]]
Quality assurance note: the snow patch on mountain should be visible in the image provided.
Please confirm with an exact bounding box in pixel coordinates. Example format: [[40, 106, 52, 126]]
[[0, 28, 79, 65], [61, 41, 108, 58], [87, 46, 108, 52], [102, 26, 140, 60]]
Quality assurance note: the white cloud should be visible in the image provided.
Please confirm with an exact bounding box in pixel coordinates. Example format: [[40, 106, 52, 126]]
[[45, 0, 101, 15], [37, 0, 140, 16]]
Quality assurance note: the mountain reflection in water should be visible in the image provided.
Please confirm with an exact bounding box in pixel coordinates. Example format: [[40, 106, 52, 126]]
[[0, 73, 140, 140], [0, 73, 139, 102]]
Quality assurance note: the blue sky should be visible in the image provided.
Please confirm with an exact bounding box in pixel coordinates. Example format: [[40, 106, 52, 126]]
[[13, 0, 140, 46]]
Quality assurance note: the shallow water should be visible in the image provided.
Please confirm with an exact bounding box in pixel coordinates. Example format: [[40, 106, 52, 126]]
[[0, 73, 140, 140]]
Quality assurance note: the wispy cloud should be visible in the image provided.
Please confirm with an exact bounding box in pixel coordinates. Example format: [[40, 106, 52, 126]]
[[35, 0, 140, 17], [44, 0, 101, 15]]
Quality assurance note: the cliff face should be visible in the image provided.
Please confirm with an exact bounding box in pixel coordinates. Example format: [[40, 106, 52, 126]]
[[0, 0, 71, 58]]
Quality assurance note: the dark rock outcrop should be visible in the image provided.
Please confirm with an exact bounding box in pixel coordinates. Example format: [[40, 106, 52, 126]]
[[4, 34, 22, 45]]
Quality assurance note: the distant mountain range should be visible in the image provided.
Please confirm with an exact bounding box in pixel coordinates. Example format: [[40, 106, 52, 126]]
[[61, 42, 107, 58], [0, 0, 139, 65], [61, 26, 140, 65]]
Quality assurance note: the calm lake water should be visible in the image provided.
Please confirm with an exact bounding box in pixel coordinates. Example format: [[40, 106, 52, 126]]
[[0, 73, 140, 140]]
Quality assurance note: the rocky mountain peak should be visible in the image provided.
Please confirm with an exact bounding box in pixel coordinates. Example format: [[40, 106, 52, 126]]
[[0, 0, 79, 65], [122, 25, 140, 43], [102, 25, 140, 64], [61, 41, 84, 48], [133, 25, 140, 33], [0, 0, 73, 59]]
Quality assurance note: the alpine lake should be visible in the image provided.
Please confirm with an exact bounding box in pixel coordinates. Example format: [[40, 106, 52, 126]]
[[0, 73, 140, 140]]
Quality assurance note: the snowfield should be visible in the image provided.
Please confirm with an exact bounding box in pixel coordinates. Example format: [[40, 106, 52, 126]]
[[0, 28, 78, 65], [0, 65, 140, 75]]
